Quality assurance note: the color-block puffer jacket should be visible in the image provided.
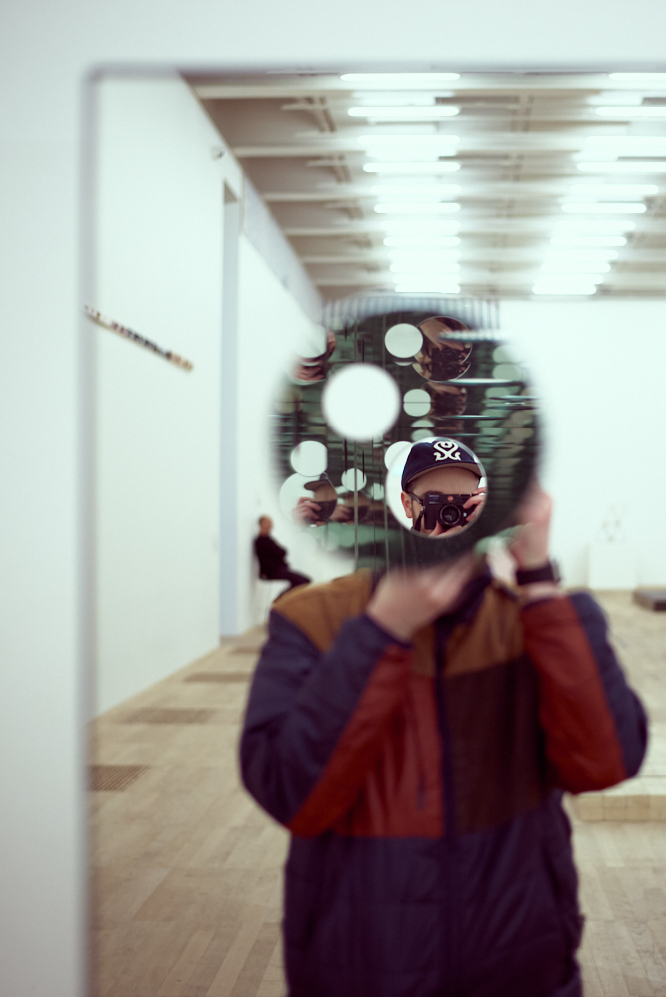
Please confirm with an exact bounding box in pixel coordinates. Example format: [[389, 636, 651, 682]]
[[240, 569, 647, 997]]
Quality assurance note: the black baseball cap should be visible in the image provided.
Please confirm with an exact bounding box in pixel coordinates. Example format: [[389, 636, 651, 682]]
[[401, 438, 483, 491]]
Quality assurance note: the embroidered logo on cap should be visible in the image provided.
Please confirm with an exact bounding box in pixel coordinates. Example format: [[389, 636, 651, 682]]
[[433, 440, 462, 462]]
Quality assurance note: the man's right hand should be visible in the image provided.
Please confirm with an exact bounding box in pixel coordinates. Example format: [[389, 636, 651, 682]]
[[366, 554, 479, 642]]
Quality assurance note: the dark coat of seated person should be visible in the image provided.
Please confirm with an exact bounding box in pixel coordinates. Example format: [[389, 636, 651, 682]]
[[241, 484, 648, 997], [254, 516, 310, 592]]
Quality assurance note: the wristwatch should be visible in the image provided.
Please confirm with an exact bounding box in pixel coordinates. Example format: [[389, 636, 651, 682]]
[[515, 560, 560, 586]]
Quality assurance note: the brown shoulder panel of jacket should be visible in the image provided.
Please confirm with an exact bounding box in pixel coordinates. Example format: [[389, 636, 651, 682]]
[[272, 570, 375, 652], [445, 580, 523, 677]]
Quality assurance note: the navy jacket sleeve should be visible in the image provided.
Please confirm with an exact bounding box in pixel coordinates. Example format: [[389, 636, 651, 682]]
[[240, 608, 412, 836], [522, 591, 648, 793]]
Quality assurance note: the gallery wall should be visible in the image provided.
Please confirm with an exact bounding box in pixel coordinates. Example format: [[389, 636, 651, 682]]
[[502, 298, 666, 587], [93, 76, 229, 713]]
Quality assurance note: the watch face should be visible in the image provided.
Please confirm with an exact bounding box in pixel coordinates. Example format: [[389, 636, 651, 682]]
[[272, 297, 541, 570]]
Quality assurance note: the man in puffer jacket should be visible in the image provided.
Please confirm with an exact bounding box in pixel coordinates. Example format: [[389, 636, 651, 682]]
[[240, 485, 647, 997]]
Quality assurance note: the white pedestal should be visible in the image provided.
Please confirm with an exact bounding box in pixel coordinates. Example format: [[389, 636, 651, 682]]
[[587, 541, 636, 590]]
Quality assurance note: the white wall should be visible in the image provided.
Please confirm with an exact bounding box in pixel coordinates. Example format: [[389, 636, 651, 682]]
[[94, 76, 229, 712], [5, 3, 666, 994], [236, 237, 350, 632], [502, 298, 666, 587]]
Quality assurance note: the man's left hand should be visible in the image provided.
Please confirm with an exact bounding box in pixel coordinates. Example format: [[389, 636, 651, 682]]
[[509, 480, 552, 569]]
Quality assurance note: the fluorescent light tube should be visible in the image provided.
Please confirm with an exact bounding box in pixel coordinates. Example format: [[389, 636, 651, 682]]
[[341, 73, 460, 82], [568, 184, 657, 197], [550, 236, 626, 247], [371, 184, 461, 197], [384, 236, 461, 247], [358, 134, 459, 145], [541, 262, 611, 273], [388, 250, 460, 260], [554, 219, 635, 233], [395, 282, 461, 293], [532, 285, 597, 295], [544, 250, 618, 261], [608, 73, 666, 80], [585, 135, 666, 146], [561, 202, 646, 213], [596, 106, 666, 117], [374, 202, 461, 214], [390, 263, 460, 273], [349, 106, 460, 119], [381, 220, 460, 233], [364, 162, 461, 173], [577, 161, 666, 173], [534, 273, 605, 284]]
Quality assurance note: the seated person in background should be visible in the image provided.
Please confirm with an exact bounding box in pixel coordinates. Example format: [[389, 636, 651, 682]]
[[254, 516, 311, 592]]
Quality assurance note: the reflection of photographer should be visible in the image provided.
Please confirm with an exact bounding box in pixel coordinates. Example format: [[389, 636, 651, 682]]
[[294, 497, 354, 527], [400, 439, 486, 537], [414, 317, 472, 382], [293, 477, 350, 527]]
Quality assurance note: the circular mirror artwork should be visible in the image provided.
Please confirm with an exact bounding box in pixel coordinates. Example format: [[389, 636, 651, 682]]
[[272, 301, 540, 569]]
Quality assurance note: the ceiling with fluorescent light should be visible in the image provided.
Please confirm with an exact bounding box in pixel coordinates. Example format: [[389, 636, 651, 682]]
[[187, 71, 666, 300]]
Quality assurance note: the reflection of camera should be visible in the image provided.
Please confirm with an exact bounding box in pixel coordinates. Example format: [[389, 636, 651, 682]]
[[422, 492, 474, 532], [429, 349, 470, 381]]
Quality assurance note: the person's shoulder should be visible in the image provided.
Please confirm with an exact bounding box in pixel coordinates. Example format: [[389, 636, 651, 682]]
[[272, 570, 374, 652]]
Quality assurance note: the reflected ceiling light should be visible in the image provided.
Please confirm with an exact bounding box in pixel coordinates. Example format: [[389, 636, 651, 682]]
[[341, 73, 460, 82], [349, 106, 460, 119], [577, 161, 666, 172], [554, 219, 635, 232], [374, 202, 461, 214], [383, 235, 461, 247], [568, 184, 658, 197], [541, 262, 611, 273], [371, 184, 461, 197], [596, 106, 666, 117], [550, 235, 627, 247], [390, 262, 460, 273], [363, 161, 461, 173], [561, 202, 646, 213], [532, 285, 597, 295], [608, 73, 666, 80]]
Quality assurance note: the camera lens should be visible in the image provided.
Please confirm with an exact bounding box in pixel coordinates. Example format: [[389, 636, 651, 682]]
[[439, 504, 463, 527]]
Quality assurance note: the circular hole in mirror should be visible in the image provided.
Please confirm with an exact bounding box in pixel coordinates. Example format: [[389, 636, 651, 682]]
[[384, 322, 423, 359], [385, 436, 487, 539], [322, 363, 401, 441], [340, 467, 367, 492], [290, 440, 328, 477]]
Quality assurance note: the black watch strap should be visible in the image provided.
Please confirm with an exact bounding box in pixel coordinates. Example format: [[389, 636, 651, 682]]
[[515, 560, 560, 586]]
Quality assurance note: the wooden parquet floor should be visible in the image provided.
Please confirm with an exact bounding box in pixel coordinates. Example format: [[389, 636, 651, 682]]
[[90, 597, 666, 996]]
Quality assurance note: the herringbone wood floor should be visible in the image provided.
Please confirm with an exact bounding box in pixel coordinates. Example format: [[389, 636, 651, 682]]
[[90, 594, 666, 996]]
